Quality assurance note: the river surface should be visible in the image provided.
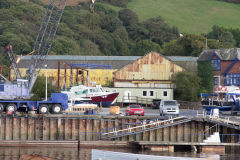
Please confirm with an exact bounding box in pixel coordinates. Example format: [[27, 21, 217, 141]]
[[0, 146, 240, 160]]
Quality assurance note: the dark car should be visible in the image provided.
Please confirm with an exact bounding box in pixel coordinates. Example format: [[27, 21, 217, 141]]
[[151, 99, 161, 109]]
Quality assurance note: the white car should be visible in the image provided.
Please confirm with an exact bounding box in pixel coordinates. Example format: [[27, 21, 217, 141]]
[[159, 100, 180, 116]]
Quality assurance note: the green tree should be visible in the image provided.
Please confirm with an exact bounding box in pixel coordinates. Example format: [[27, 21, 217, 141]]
[[31, 76, 57, 101], [162, 34, 205, 57], [207, 25, 236, 48], [131, 40, 161, 56], [197, 61, 214, 93], [143, 17, 178, 46], [173, 71, 201, 101], [118, 9, 139, 26]]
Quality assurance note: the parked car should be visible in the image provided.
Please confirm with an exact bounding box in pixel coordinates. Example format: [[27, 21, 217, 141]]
[[159, 100, 180, 116], [151, 99, 161, 109], [125, 104, 145, 116]]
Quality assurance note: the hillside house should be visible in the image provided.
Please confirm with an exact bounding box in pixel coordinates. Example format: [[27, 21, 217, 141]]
[[198, 48, 240, 87]]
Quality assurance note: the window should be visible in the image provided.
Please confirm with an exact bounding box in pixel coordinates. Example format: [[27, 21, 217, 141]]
[[143, 91, 147, 96], [149, 91, 154, 97], [226, 74, 240, 86], [212, 59, 221, 70], [163, 91, 167, 97], [214, 77, 219, 86]]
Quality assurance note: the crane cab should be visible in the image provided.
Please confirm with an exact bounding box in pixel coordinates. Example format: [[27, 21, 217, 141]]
[[0, 79, 30, 100]]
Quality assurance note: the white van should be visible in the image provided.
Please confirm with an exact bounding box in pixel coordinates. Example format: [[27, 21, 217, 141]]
[[159, 100, 180, 116]]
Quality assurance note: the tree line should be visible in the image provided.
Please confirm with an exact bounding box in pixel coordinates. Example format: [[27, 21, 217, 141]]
[[1, 0, 240, 58]]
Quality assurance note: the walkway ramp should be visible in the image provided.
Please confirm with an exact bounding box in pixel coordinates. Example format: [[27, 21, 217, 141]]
[[195, 111, 240, 130], [100, 116, 191, 140]]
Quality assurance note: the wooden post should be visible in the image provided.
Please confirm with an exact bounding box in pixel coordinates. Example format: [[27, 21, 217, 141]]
[[20, 117, 27, 140], [184, 122, 190, 142], [93, 119, 98, 140], [64, 64, 67, 90], [64, 119, 71, 140], [191, 121, 195, 142], [72, 119, 76, 140], [50, 119, 57, 140], [177, 124, 184, 142], [198, 122, 203, 142], [13, 117, 20, 140], [27, 118, 34, 140], [57, 61, 60, 92], [43, 117, 49, 140], [76, 68, 79, 85], [5, 117, 12, 140], [70, 67, 73, 86], [86, 119, 91, 141], [163, 127, 169, 142]]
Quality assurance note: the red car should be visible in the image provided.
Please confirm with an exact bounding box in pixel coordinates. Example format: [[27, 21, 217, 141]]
[[125, 104, 145, 116]]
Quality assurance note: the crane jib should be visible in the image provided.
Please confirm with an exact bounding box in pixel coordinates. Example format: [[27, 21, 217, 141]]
[[28, 0, 67, 93]]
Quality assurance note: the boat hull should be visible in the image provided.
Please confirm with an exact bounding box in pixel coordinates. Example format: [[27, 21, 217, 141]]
[[201, 100, 235, 111], [202, 105, 233, 111], [88, 92, 119, 107]]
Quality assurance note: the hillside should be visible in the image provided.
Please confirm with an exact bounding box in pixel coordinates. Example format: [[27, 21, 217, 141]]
[[25, 0, 240, 34], [1, 0, 239, 60], [127, 0, 240, 33]]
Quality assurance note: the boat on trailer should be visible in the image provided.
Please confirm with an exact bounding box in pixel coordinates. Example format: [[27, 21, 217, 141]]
[[61, 85, 119, 107]]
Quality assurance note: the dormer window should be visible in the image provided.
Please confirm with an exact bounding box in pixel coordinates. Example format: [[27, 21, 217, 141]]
[[212, 59, 221, 70]]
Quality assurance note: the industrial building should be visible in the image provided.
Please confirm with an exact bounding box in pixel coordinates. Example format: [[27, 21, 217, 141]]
[[16, 54, 196, 90], [106, 51, 184, 103]]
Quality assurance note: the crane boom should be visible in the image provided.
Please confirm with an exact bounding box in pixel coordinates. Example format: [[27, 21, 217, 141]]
[[5, 44, 22, 79], [27, 0, 67, 92]]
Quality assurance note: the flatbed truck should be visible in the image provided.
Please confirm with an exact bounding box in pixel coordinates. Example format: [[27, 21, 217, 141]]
[[0, 93, 68, 114]]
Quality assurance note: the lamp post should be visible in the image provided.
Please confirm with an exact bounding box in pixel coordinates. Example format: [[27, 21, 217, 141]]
[[45, 64, 47, 101]]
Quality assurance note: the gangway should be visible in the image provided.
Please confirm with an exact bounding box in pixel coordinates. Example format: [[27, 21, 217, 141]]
[[100, 116, 191, 140], [196, 111, 240, 130]]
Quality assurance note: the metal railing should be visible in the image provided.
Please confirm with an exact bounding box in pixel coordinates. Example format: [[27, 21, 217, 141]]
[[100, 116, 191, 140], [196, 110, 240, 130]]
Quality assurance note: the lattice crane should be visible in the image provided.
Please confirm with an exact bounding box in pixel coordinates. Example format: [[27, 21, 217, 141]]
[[0, 0, 67, 99]]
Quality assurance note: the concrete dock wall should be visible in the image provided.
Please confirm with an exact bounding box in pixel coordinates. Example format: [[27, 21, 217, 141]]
[[0, 115, 239, 142]]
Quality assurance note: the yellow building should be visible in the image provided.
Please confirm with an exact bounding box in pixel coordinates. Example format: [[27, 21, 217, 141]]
[[14, 55, 192, 91], [13, 68, 116, 88]]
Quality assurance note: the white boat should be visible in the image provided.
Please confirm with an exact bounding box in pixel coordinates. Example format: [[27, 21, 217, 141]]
[[61, 85, 119, 107]]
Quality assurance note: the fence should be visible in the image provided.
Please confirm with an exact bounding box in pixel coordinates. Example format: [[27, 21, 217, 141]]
[[178, 100, 201, 110], [121, 96, 153, 107]]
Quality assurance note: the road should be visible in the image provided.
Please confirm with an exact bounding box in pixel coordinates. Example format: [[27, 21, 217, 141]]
[[97, 108, 204, 117]]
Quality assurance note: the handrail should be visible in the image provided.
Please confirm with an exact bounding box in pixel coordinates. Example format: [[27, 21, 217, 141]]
[[100, 116, 189, 138]]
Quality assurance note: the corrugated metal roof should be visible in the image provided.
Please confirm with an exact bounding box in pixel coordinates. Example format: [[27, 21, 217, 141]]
[[167, 56, 198, 62], [22, 55, 197, 62], [21, 55, 142, 61], [198, 48, 240, 61]]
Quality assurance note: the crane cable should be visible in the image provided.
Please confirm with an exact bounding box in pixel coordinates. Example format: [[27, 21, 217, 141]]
[[87, 0, 96, 56]]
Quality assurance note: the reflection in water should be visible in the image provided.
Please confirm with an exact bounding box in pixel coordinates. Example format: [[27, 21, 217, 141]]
[[0, 146, 239, 160]]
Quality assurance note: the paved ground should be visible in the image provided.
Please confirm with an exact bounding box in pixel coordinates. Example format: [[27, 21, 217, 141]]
[[97, 108, 204, 117]]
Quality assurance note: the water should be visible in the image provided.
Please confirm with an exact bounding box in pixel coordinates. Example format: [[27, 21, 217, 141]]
[[0, 146, 240, 160]]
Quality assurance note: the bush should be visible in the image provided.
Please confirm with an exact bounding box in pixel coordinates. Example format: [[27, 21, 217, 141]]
[[173, 71, 201, 102]]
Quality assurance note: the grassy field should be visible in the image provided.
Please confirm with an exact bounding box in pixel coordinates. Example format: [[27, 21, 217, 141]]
[[127, 0, 240, 34]]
